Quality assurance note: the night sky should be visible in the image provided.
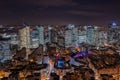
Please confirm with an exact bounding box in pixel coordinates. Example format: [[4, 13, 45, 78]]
[[0, 0, 120, 26]]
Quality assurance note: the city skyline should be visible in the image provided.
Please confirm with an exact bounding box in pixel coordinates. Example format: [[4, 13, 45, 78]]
[[0, 0, 120, 26]]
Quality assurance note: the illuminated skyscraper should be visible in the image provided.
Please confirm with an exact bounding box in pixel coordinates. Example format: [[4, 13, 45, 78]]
[[108, 22, 120, 42], [48, 26, 52, 43], [51, 29, 58, 43], [65, 24, 79, 47], [86, 26, 95, 44], [78, 30, 87, 44], [72, 27, 79, 47], [19, 26, 31, 59], [10, 34, 19, 45], [58, 36, 65, 47], [30, 29, 39, 48], [19, 26, 31, 49], [36, 25, 44, 45], [65, 30, 72, 47], [0, 41, 11, 62]]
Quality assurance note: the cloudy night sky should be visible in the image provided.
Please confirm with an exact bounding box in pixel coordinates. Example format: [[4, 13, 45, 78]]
[[0, 0, 120, 26]]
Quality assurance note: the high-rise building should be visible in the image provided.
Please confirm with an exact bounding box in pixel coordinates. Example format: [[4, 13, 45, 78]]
[[19, 26, 31, 49], [30, 29, 39, 48], [51, 29, 58, 43], [108, 22, 120, 42], [0, 41, 11, 62], [65, 24, 79, 47], [10, 34, 19, 45], [58, 36, 65, 47], [78, 30, 87, 44], [86, 26, 95, 44], [65, 30, 72, 47], [36, 25, 44, 45], [48, 26, 52, 43], [72, 27, 79, 47], [93, 26, 100, 45]]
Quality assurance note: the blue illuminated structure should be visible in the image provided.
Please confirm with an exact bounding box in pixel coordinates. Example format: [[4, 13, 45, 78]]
[[112, 22, 117, 26], [57, 59, 65, 68], [55, 57, 65, 69]]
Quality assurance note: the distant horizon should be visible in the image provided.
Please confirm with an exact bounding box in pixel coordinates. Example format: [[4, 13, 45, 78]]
[[0, 21, 119, 27]]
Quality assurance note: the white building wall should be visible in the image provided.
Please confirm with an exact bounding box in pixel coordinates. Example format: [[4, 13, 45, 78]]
[[19, 26, 31, 49]]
